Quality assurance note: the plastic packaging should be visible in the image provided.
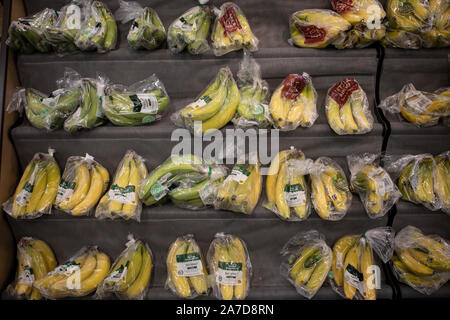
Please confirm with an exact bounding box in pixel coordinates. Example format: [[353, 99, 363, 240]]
[[335, 22, 386, 49], [116, 0, 166, 51], [232, 51, 272, 128], [434, 151, 450, 214], [3, 149, 61, 219], [166, 234, 209, 299], [269, 73, 318, 131], [103, 74, 170, 126], [54, 153, 109, 216], [381, 29, 423, 49], [325, 78, 373, 135], [289, 9, 351, 48], [95, 150, 147, 221], [171, 67, 239, 134], [7, 237, 57, 300], [96, 235, 153, 300], [207, 233, 252, 300], [211, 2, 259, 56], [391, 225, 450, 295], [168, 5, 212, 55], [329, 227, 395, 300], [280, 230, 332, 299], [347, 153, 401, 218], [34, 246, 111, 299], [386, 0, 432, 33], [378, 83, 450, 127]]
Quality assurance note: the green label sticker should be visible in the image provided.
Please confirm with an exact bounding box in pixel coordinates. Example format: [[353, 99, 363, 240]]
[[176, 253, 203, 277], [284, 183, 303, 193], [107, 184, 136, 204], [142, 115, 155, 124], [253, 104, 264, 115], [150, 184, 164, 197], [24, 182, 34, 193], [218, 262, 242, 271], [217, 261, 243, 285], [59, 179, 76, 190]]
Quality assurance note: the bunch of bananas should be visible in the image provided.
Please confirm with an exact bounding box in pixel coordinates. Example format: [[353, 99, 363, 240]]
[[212, 2, 258, 56], [391, 226, 450, 295], [96, 150, 147, 221], [326, 78, 373, 135], [335, 22, 387, 48], [265, 148, 311, 221], [269, 73, 318, 131], [166, 235, 209, 298], [434, 151, 450, 213], [124, 7, 166, 51], [54, 155, 109, 216], [34, 246, 110, 299], [97, 237, 152, 300], [8, 237, 57, 300], [168, 5, 212, 55], [309, 157, 352, 221], [174, 67, 239, 134], [387, 0, 432, 31], [289, 9, 351, 48], [4, 151, 60, 219], [381, 29, 424, 48], [208, 233, 251, 300]]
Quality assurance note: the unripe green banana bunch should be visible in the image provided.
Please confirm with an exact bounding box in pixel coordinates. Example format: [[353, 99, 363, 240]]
[[3, 150, 60, 219], [207, 233, 251, 300], [166, 234, 209, 298]]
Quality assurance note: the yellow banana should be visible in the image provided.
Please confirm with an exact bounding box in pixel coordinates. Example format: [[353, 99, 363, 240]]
[[295, 250, 323, 286], [36, 160, 60, 213], [340, 100, 359, 133], [269, 86, 288, 128], [25, 167, 47, 216], [229, 238, 247, 300], [327, 98, 346, 134], [77, 252, 111, 295], [96, 165, 110, 192], [306, 254, 331, 293], [311, 172, 331, 219], [186, 242, 208, 295], [58, 163, 90, 210], [351, 96, 371, 132], [167, 240, 191, 298], [275, 162, 291, 219], [332, 236, 358, 287], [121, 159, 140, 218], [343, 244, 361, 299], [12, 160, 36, 217], [361, 242, 376, 300], [31, 239, 57, 271], [214, 242, 233, 300], [290, 246, 320, 279], [398, 249, 434, 276], [126, 245, 152, 299], [71, 166, 104, 216], [108, 154, 131, 213], [322, 166, 348, 212]]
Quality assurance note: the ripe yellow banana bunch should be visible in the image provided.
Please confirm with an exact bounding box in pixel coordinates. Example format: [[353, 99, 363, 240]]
[[289, 9, 351, 48], [335, 22, 386, 48], [391, 226, 450, 295], [95, 150, 147, 221], [332, 0, 386, 26], [325, 78, 373, 135], [8, 237, 57, 300], [434, 151, 450, 214], [54, 154, 109, 216], [381, 28, 423, 48], [4, 150, 60, 219], [269, 73, 318, 131], [174, 67, 239, 134], [208, 233, 251, 300], [387, 0, 432, 32], [34, 246, 110, 299], [281, 230, 332, 299], [97, 237, 152, 300], [166, 235, 209, 298], [211, 2, 259, 56]]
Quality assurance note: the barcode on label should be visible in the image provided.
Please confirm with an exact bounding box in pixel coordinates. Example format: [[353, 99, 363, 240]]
[[404, 91, 432, 114]]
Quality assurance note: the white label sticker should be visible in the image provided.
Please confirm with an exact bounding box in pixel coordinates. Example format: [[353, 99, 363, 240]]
[[225, 165, 251, 184], [216, 262, 243, 286], [368, 168, 393, 197], [65, 4, 81, 30], [404, 90, 432, 114], [186, 96, 211, 110], [107, 185, 136, 205], [198, 181, 217, 205], [284, 184, 306, 207], [52, 262, 80, 276], [344, 264, 364, 294], [15, 184, 33, 207], [18, 266, 34, 285], [176, 253, 204, 277], [105, 265, 127, 284], [137, 93, 159, 114], [56, 180, 76, 204]]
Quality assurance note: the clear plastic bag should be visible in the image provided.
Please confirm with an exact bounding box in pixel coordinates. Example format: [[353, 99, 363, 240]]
[[325, 78, 373, 135], [335, 22, 386, 49], [207, 233, 252, 300], [332, 0, 386, 26], [102, 74, 170, 126], [280, 230, 332, 299], [347, 153, 401, 218], [329, 227, 395, 300], [3, 148, 61, 219], [289, 9, 351, 49], [96, 234, 153, 300], [171, 67, 239, 134], [378, 83, 450, 127], [166, 234, 209, 299], [95, 150, 147, 221], [168, 4, 212, 55], [391, 225, 450, 295], [54, 153, 109, 216], [434, 151, 450, 214], [269, 73, 318, 131], [34, 246, 111, 299], [6, 237, 57, 300], [232, 50, 272, 129], [211, 2, 259, 56], [381, 29, 423, 49], [386, 0, 432, 33], [116, 0, 166, 51]]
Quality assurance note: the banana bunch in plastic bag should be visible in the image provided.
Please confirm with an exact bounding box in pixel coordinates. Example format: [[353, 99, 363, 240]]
[[207, 233, 252, 300], [95, 150, 147, 221], [102, 74, 170, 126], [34, 246, 110, 299], [347, 153, 401, 219], [281, 230, 333, 299], [171, 67, 239, 134], [166, 234, 209, 299], [7, 237, 57, 300], [329, 227, 395, 300], [325, 78, 373, 135], [381, 28, 424, 48], [3, 149, 60, 219], [116, 0, 166, 51], [96, 235, 152, 300], [335, 22, 387, 48], [269, 73, 318, 131], [211, 2, 258, 56], [391, 226, 450, 295]]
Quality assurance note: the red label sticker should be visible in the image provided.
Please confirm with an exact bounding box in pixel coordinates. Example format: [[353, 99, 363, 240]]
[[219, 6, 242, 34], [298, 25, 326, 44], [329, 78, 360, 107], [281, 75, 307, 100], [332, 0, 354, 14]]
